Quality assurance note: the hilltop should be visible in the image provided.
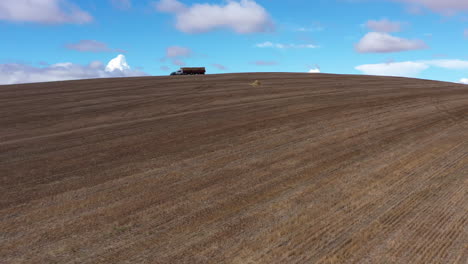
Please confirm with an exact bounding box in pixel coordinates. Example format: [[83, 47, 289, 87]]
[[1, 73, 467, 263]]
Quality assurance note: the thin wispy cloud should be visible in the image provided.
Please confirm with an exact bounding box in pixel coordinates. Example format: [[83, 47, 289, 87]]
[[422, 59, 468, 69], [212, 64, 228, 70], [65, 40, 126, 53], [154, 0, 187, 13], [294, 26, 324, 32], [252, 61, 278, 66], [355, 32, 427, 53], [165, 46, 192, 58], [391, 0, 468, 15], [172, 59, 186, 66], [355, 61, 428, 77], [366, 19, 403, 33], [355, 59, 468, 77], [256, 41, 318, 49]]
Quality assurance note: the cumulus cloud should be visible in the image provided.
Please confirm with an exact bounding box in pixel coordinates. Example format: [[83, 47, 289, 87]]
[[154, 0, 274, 34], [65, 40, 126, 53], [252, 61, 277, 66], [166, 46, 192, 57], [355, 32, 427, 53], [308, 67, 321, 73], [105, 54, 131, 72], [256, 41, 318, 49], [0, 56, 147, 85], [212, 64, 227, 70], [391, 0, 468, 15], [459, 78, 468, 84], [110, 0, 131, 9], [0, 0, 93, 24], [366, 19, 403, 32], [355, 59, 468, 77]]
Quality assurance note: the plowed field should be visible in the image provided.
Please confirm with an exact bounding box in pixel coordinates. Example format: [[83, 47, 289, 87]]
[[1, 73, 467, 263]]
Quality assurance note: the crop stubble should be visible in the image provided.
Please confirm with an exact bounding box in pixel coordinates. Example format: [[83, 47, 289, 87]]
[[0, 73, 467, 263]]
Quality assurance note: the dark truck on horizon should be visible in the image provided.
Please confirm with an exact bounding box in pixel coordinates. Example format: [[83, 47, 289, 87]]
[[170, 67, 206, 75]]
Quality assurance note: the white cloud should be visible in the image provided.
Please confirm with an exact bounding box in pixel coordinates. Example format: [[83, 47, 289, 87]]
[[366, 19, 403, 32], [0, 56, 147, 85], [166, 46, 192, 57], [105, 54, 131, 72], [0, 0, 92, 24], [65, 40, 126, 53], [355, 32, 427, 53], [423, 59, 468, 69], [155, 0, 274, 34], [256, 42, 274, 48], [459, 78, 468, 84], [256, 41, 318, 49], [355, 61, 429, 77], [355, 59, 468, 78], [308, 68, 321, 73]]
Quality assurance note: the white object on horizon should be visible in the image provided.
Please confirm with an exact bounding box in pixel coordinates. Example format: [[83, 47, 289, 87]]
[[105, 54, 130, 72], [460, 78, 468, 84], [308, 68, 321, 73]]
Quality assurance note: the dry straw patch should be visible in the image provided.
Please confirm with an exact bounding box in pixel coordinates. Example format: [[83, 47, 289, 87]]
[[250, 80, 262, 87]]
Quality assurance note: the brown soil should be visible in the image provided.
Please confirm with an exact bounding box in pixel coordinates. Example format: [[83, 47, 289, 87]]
[[1, 73, 467, 263]]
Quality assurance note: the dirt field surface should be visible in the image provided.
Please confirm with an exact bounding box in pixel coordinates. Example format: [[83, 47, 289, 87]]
[[1, 73, 467, 263]]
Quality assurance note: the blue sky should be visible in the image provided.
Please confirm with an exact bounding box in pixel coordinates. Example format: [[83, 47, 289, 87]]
[[2, 0, 468, 84]]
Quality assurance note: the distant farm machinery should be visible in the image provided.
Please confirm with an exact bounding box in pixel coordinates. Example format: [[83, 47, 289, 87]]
[[170, 67, 206, 75]]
